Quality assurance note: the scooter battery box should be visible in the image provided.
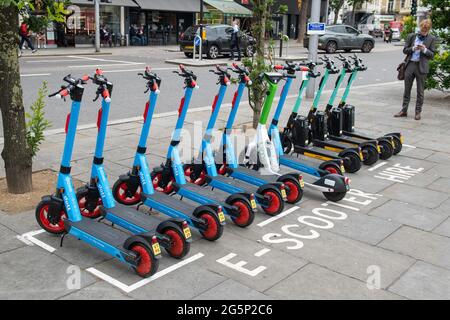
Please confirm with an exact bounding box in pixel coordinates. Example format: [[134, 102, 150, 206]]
[[312, 111, 329, 141], [327, 107, 343, 136], [293, 116, 310, 147], [342, 105, 355, 132]]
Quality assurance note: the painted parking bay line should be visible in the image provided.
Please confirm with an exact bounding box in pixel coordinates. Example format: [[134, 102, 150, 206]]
[[257, 206, 300, 228], [368, 161, 388, 172], [16, 229, 56, 253], [20, 73, 51, 77], [87, 253, 205, 293]]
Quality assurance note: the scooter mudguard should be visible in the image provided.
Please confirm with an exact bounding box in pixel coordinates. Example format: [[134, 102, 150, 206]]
[[312, 174, 348, 193], [318, 159, 345, 174], [277, 173, 302, 184], [192, 206, 226, 227], [225, 193, 254, 206], [155, 219, 193, 243], [119, 172, 141, 196], [123, 234, 160, 260], [337, 148, 362, 161]]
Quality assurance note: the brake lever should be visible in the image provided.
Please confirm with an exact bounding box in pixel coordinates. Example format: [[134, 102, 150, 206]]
[[93, 93, 100, 102]]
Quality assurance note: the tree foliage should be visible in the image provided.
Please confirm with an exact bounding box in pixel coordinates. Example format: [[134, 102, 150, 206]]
[[422, 0, 450, 91], [401, 15, 416, 41], [329, 0, 345, 24]]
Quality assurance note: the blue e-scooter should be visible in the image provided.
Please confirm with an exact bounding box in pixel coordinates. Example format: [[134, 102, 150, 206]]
[[112, 65, 225, 241], [75, 69, 191, 259], [151, 66, 255, 227], [36, 75, 161, 277]]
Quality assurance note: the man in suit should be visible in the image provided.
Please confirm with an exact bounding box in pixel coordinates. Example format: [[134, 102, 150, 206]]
[[394, 19, 436, 120]]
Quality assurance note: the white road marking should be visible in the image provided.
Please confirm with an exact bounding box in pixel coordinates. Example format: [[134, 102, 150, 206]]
[[87, 252, 205, 293], [216, 253, 267, 277], [67, 55, 142, 64], [26, 59, 83, 63], [20, 73, 51, 77], [254, 248, 271, 257], [257, 206, 300, 227], [403, 144, 416, 149], [322, 201, 360, 212], [103, 67, 178, 73], [368, 161, 388, 172], [68, 63, 144, 68], [17, 229, 56, 253]]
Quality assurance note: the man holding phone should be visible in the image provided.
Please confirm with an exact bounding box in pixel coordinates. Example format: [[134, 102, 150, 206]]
[[394, 19, 436, 120]]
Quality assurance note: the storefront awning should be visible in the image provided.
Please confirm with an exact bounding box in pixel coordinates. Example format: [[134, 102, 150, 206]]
[[135, 0, 207, 13], [70, 0, 139, 7], [203, 0, 252, 17]]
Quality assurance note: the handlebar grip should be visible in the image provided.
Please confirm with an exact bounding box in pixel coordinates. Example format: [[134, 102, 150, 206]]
[[81, 75, 90, 82], [274, 65, 283, 70], [102, 89, 111, 102]]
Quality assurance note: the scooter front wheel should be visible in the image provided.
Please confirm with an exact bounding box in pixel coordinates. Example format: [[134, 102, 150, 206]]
[[151, 172, 175, 194], [342, 152, 362, 173], [262, 190, 284, 216], [280, 178, 303, 204], [129, 243, 159, 278], [112, 179, 142, 205], [362, 145, 379, 166], [76, 187, 102, 219], [323, 164, 343, 175], [184, 164, 207, 186], [323, 191, 347, 202], [199, 212, 224, 241], [162, 227, 190, 259], [35, 199, 67, 234], [378, 140, 394, 160], [230, 199, 255, 228], [392, 135, 403, 155]]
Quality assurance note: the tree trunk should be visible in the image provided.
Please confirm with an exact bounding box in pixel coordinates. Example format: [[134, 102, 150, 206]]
[[0, 5, 33, 194], [333, 9, 339, 24], [297, 0, 309, 44]]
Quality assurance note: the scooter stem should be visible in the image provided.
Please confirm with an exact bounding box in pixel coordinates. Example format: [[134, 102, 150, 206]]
[[291, 78, 310, 114]]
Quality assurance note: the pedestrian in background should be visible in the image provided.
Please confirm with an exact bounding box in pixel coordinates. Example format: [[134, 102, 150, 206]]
[[19, 22, 37, 54], [229, 19, 241, 61], [394, 19, 436, 121]]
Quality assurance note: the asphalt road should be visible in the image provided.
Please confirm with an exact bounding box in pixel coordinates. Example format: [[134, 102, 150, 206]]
[[3, 39, 404, 136]]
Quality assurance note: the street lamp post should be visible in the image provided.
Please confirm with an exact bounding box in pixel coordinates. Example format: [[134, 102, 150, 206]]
[[199, 0, 204, 60], [95, 0, 100, 52], [306, 0, 322, 98]]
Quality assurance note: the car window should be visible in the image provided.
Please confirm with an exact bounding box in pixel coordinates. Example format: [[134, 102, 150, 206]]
[[207, 27, 217, 37], [329, 26, 346, 33], [345, 26, 358, 34], [225, 27, 233, 34]]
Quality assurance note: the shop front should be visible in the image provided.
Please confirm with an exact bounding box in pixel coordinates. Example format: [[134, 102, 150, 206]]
[[201, 0, 252, 30], [59, 0, 137, 47], [128, 0, 205, 45]]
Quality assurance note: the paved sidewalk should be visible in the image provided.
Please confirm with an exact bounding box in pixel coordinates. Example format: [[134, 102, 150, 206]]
[[1, 81, 449, 300]]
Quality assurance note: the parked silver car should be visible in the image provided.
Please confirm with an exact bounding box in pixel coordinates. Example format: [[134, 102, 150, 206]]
[[304, 25, 375, 53]]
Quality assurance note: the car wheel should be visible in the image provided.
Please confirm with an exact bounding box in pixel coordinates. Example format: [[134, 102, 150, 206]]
[[244, 45, 254, 57], [207, 45, 219, 59], [184, 52, 193, 58], [361, 41, 373, 53], [325, 41, 337, 54]]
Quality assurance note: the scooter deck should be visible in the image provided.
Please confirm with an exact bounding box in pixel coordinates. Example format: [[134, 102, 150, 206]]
[[142, 191, 198, 215], [312, 138, 360, 151], [232, 167, 278, 183], [293, 144, 342, 160], [175, 183, 233, 210], [211, 173, 261, 193], [281, 153, 326, 169], [327, 134, 377, 146], [66, 218, 128, 248], [103, 203, 158, 233], [342, 130, 381, 141]]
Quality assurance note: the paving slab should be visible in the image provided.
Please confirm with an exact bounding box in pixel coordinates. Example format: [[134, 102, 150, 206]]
[[426, 177, 450, 193], [0, 210, 41, 235], [370, 200, 449, 232], [0, 246, 96, 299], [381, 184, 448, 209], [379, 226, 450, 270], [397, 147, 435, 160], [266, 230, 415, 289], [426, 151, 450, 165], [433, 217, 450, 238], [194, 279, 272, 300], [426, 163, 450, 179], [388, 261, 450, 300], [265, 263, 403, 300], [402, 172, 440, 188], [0, 224, 26, 254], [59, 281, 133, 300]]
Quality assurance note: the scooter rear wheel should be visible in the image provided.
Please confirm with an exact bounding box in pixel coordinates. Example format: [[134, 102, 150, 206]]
[[230, 199, 255, 228], [199, 212, 223, 241], [262, 190, 284, 216], [362, 145, 379, 166], [151, 172, 175, 194], [76, 187, 102, 219], [378, 140, 394, 160], [342, 152, 362, 173], [130, 243, 159, 278], [281, 133, 293, 154], [280, 178, 303, 204], [162, 228, 190, 259], [323, 164, 343, 175], [184, 165, 207, 186], [323, 191, 347, 202], [392, 135, 402, 155], [35, 200, 67, 234], [112, 179, 142, 205]]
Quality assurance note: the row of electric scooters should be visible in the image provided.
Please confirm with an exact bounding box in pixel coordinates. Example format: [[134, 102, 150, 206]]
[[35, 54, 403, 278]]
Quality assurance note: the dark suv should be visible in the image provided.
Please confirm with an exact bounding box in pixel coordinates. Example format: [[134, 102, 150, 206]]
[[179, 24, 255, 59]]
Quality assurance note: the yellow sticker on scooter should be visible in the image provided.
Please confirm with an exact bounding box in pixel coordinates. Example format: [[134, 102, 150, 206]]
[[300, 179, 305, 189], [324, 146, 342, 153], [400, 135, 404, 143], [281, 189, 287, 199], [359, 151, 364, 160], [152, 242, 161, 256], [376, 145, 381, 153], [183, 227, 192, 239], [250, 199, 257, 209], [341, 165, 346, 173], [218, 211, 226, 223]]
